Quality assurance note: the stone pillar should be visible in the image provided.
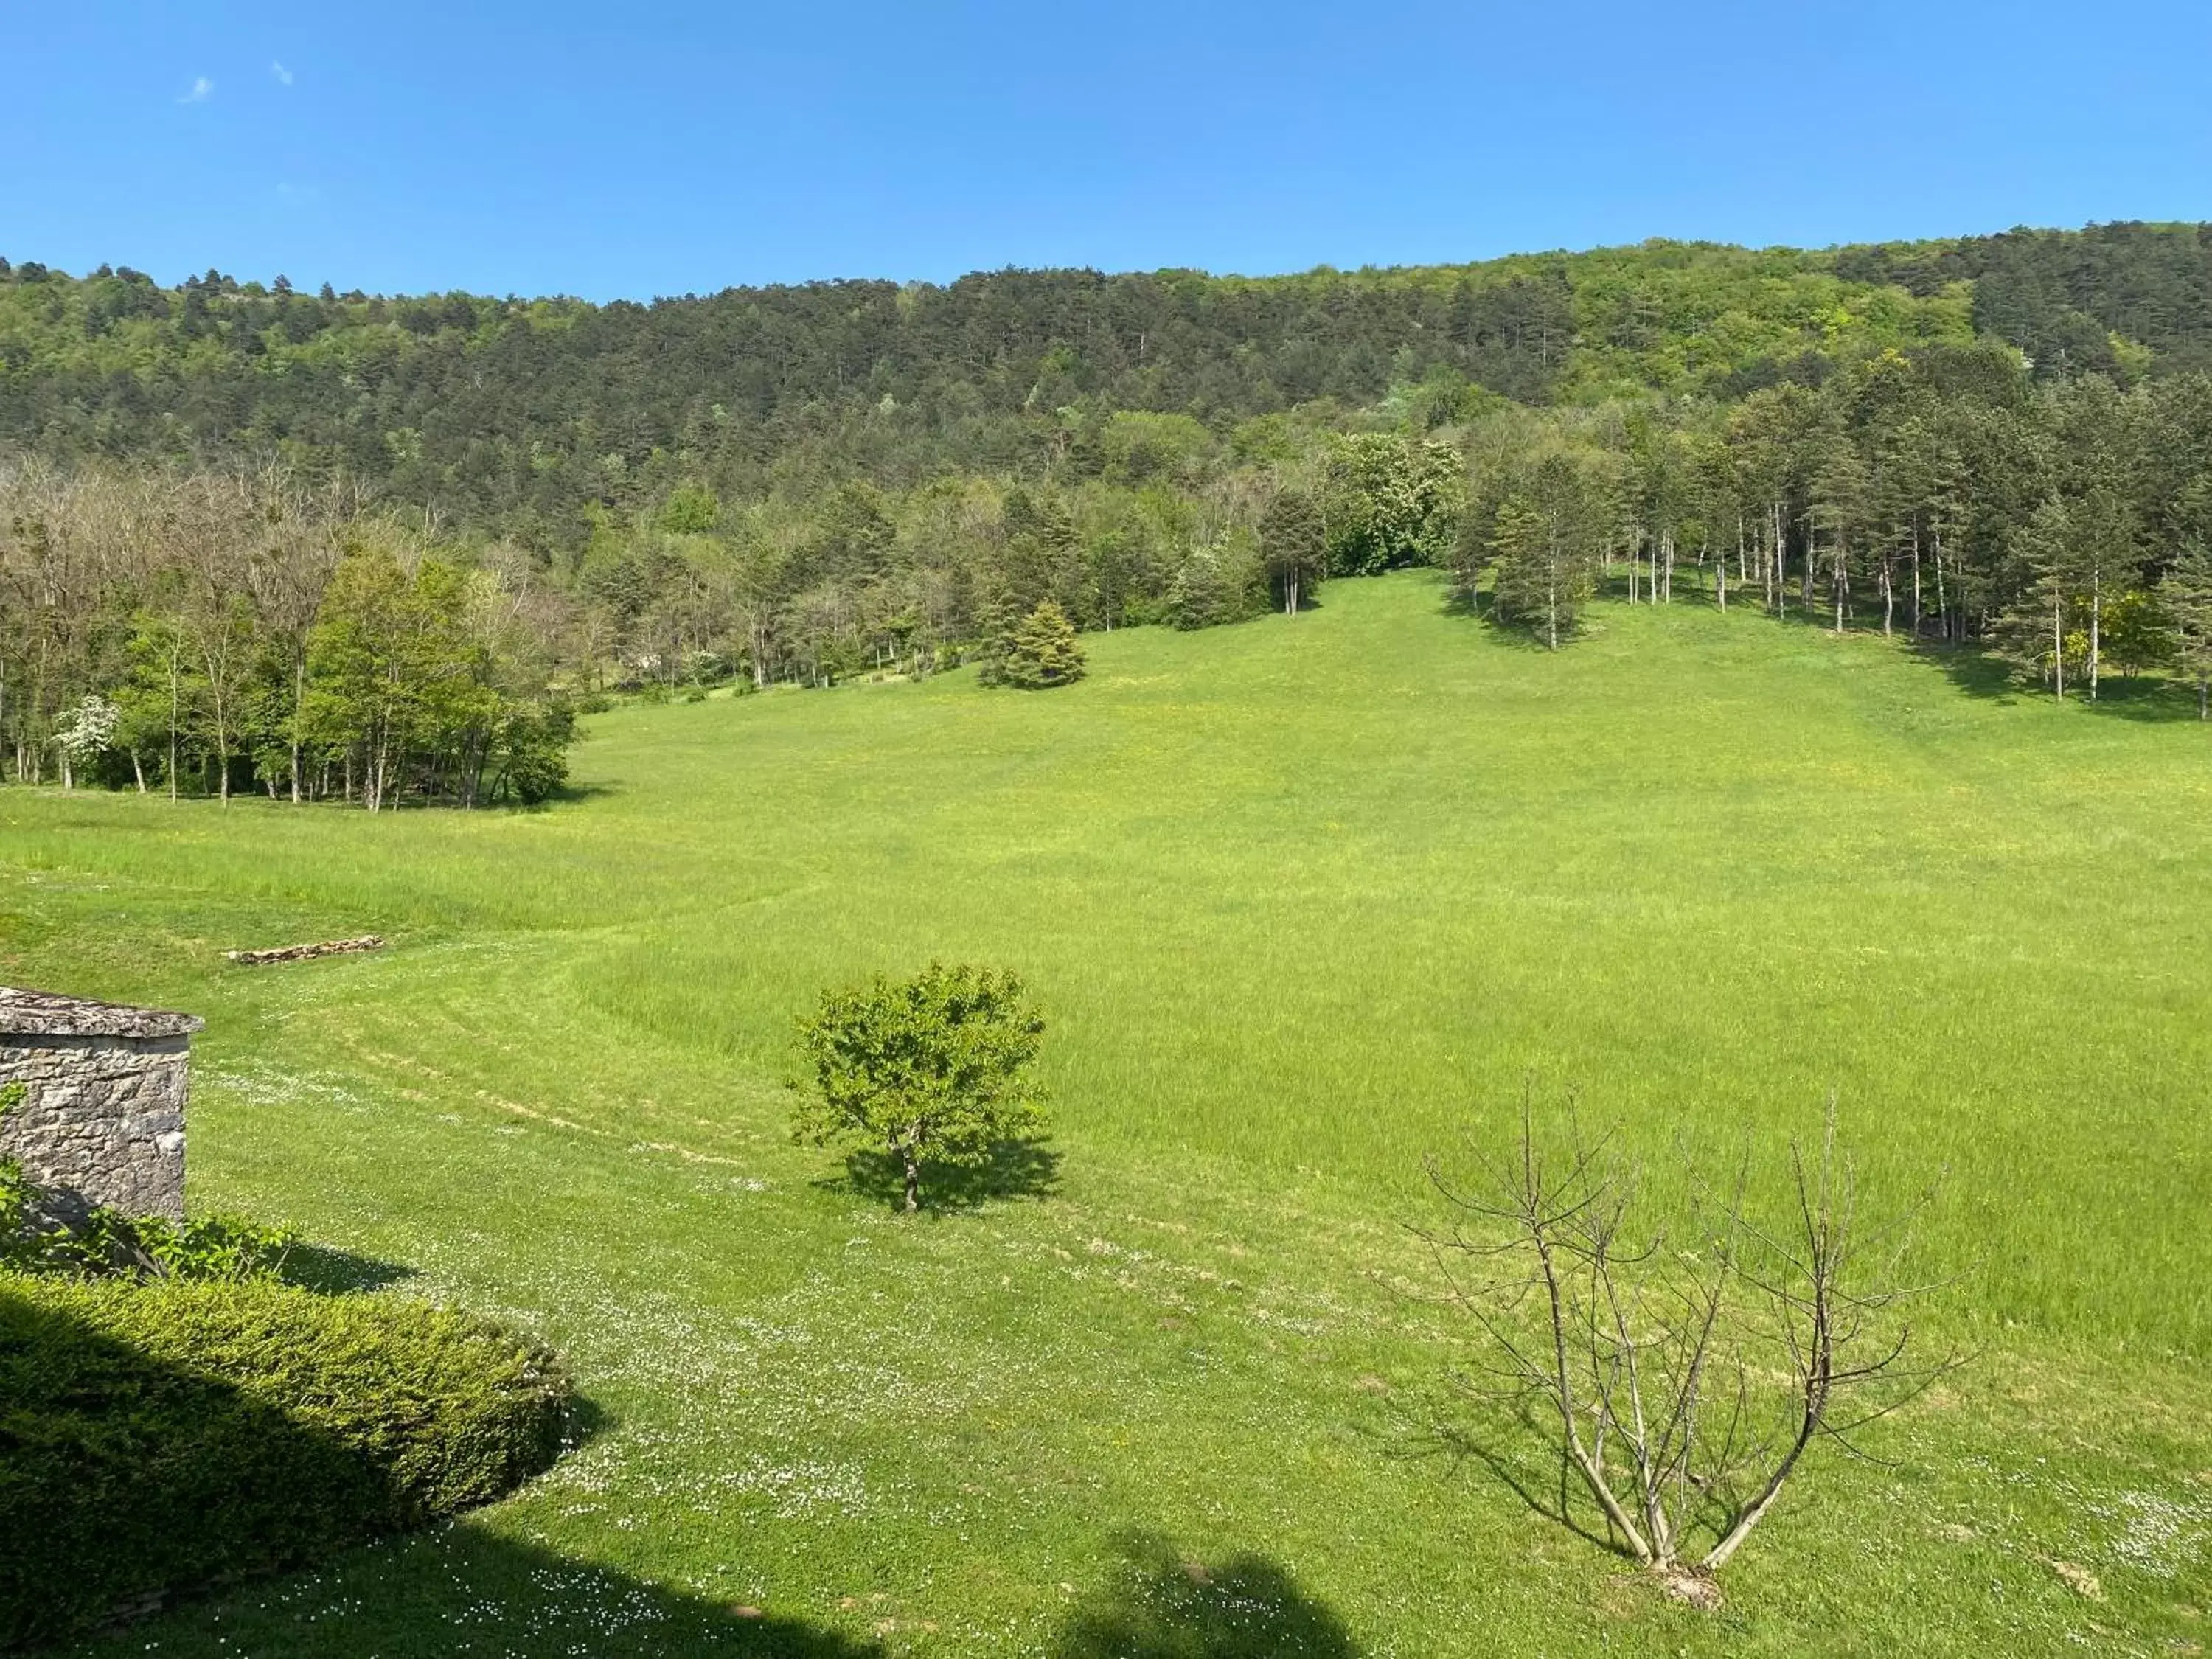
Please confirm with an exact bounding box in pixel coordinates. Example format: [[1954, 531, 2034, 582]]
[[0, 990, 203, 1223]]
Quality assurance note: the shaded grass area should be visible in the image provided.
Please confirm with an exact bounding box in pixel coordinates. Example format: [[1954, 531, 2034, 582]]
[[2, 572, 2209, 1655], [65, 1523, 1356, 1659], [0, 1273, 576, 1648]]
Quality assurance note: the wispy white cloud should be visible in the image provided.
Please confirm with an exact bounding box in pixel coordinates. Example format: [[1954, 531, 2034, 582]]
[[179, 75, 214, 104], [271, 60, 293, 87]]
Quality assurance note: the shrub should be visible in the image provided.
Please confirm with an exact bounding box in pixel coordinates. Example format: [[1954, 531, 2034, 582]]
[[0, 1273, 574, 1646], [4, 1203, 297, 1281], [0, 1083, 298, 1282]]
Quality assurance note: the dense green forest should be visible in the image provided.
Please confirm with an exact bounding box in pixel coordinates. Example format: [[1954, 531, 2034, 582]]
[[7, 220, 2212, 800]]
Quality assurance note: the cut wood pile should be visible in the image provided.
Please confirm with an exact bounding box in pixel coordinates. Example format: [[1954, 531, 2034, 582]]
[[223, 936, 385, 967]]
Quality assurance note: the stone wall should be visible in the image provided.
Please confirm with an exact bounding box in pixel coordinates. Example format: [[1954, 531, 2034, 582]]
[[0, 1032, 189, 1222]]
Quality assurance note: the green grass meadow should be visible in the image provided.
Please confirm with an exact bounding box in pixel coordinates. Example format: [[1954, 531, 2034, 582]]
[[5, 572, 2210, 1655]]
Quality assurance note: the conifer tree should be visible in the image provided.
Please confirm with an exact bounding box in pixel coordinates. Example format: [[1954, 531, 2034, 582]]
[[1489, 453, 1596, 650], [998, 599, 1086, 689], [2168, 540, 2212, 719], [972, 589, 1018, 687], [1259, 486, 1326, 616], [1999, 497, 2081, 698]]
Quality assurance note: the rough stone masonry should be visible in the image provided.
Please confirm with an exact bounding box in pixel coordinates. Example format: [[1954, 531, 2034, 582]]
[[0, 987, 202, 1222]]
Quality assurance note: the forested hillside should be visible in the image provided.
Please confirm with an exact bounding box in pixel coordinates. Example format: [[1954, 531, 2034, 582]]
[[8, 221, 2209, 519], [7, 220, 2212, 801]]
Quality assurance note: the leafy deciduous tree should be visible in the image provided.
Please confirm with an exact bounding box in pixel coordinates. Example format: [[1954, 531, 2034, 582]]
[[792, 962, 1047, 1211], [1323, 436, 1466, 577]]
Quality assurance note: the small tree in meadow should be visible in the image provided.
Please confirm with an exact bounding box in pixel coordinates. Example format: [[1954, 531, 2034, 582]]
[[999, 600, 1086, 689], [793, 962, 1046, 1211], [1426, 1085, 1958, 1600]]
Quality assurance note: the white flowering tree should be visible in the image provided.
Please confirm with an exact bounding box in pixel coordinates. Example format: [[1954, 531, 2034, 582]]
[[54, 694, 120, 790]]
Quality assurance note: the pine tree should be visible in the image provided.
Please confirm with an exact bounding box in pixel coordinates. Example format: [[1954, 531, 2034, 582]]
[[1488, 453, 1596, 650], [1259, 486, 1326, 615], [998, 599, 1086, 689], [1997, 497, 2081, 698], [1486, 497, 1548, 633], [972, 590, 1018, 686], [2168, 540, 2212, 719]]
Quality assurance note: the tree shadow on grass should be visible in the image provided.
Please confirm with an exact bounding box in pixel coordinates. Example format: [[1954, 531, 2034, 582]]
[[1482, 617, 1573, 652], [1440, 585, 1482, 619], [543, 779, 618, 805], [1050, 1531, 1360, 1659], [1916, 639, 2023, 704], [825, 1136, 1062, 1214], [1913, 639, 2212, 720], [72, 1523, 884, 1659], [2038, 670, 2203, 722], [279, 1243, 420, 1294], [1360, 1380, 1621, 1560], [1439, 580, 1598, 652]]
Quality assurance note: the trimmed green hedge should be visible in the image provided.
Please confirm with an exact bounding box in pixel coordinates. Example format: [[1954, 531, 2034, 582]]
[[0, 1273, 574, 1648]]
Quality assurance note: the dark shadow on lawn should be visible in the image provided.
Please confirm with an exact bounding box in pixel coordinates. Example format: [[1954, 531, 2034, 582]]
[[1360, 1380, 1619, 1559], [531, 779, 618, 808], [2079, 678, 2204, 722], [1438, 583, 1595, 650], [1481, 619, 1569, 652], [1050, 1531, 1360, 1659], [827, 1136, 1062, 1214], [69, 1523, 884, 1659], [0, 1282, 600, 1653], [1645, 602, 2210, 723], [1470, 583, 2212, 723], [279, 1243, 420, 1295], [1440, 583, 1593, 652], [1915, 638, 2021, 703], [1914, 639, 2212, 720]]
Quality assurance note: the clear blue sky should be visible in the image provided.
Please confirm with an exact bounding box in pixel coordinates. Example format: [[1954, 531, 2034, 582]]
[[10, 0, 2211, 300]]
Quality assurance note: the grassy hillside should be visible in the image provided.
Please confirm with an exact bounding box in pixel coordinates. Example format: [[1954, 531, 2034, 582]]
[[4, 576, 2209, 1655]]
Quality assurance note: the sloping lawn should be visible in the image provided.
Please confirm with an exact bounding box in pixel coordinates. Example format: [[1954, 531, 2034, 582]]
[[5, 572, 2208, 1656]]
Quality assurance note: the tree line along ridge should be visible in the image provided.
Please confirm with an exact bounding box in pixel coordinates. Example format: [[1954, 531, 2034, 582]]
[[7, 220, 2212, 800]]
